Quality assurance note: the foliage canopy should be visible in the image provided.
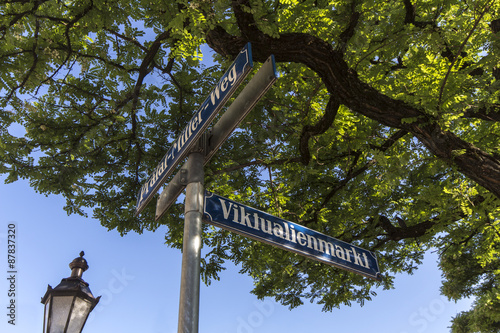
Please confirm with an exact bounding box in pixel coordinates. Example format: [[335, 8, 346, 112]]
[[1, 0, 499, 331]]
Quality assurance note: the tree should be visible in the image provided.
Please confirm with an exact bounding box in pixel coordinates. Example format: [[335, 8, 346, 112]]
[[1, 0, 499, 330]]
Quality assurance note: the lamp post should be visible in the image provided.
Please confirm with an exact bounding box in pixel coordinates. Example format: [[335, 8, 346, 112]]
[[41, 251, 100, 333]]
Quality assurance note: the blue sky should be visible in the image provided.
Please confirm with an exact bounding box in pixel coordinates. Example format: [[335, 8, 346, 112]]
[[1, 175, 473, 333]]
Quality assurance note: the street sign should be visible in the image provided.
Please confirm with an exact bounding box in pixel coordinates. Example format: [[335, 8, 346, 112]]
[[204, 55, 278, 163], [155, 55, 278, 221], [203, 191, 381, 280], [135, 43, 253, 216]]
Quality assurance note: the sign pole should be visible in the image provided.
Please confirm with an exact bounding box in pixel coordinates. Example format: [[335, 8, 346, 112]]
[[177, 144, 205, 333]]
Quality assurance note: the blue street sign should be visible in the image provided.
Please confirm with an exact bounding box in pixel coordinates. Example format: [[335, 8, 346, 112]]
[[203, 191, 381, 280], [135, 44, 253, 216]]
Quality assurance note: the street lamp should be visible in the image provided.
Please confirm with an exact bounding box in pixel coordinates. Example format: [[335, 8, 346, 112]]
[[41, 251, 100, 333]]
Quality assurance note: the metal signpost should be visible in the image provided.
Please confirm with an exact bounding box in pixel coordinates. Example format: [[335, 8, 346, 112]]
[[175, 55, 277, 333], [203, 191, 381, 280], [135, 43, 253, 216], [149, 51, 278, 333], [134, 43, 381, 333], [177, 149, 204, 333]]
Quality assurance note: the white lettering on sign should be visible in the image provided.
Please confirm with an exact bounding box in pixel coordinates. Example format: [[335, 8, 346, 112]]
[[210, 65, 238, 106], [215, 198, 371, 269], [136, 43, 254, 216]]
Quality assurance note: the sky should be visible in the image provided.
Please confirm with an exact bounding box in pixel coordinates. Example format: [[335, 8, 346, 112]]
[[0, 174, 474, 333]]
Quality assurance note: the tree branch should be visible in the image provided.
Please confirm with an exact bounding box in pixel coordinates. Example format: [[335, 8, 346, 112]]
[[337, 1, 360, 54], [0, 0, 49, 40], [373, 195, 488, 248], [402, 0, 435, 28], [463, 105, 500, 122], [7, 18, 40, 101], [304, 129, 407, 225], [115, 30, 171, 111], [206, 0, 500, 199], [299, 97, 340, 165]]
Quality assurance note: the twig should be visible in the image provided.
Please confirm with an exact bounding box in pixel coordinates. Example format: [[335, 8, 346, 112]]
[[437, 0, 493, 112]]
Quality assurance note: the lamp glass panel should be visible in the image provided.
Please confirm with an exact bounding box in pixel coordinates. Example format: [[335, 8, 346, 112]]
[[49, 295, 74, 333], [43, 297, 51, 333], [66, 298, 92, 333]]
